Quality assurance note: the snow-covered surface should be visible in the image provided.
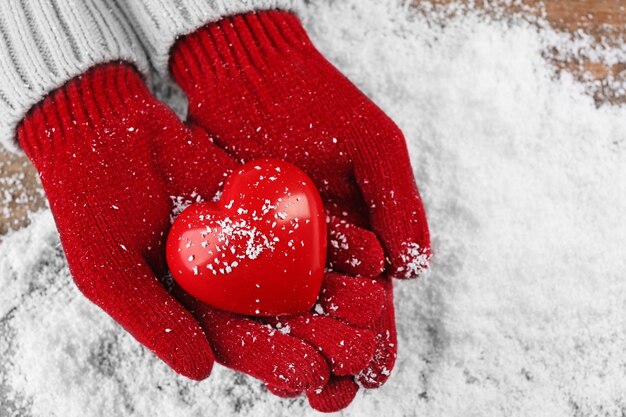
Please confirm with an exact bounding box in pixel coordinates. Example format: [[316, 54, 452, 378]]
[[2, 1, 626, 415]]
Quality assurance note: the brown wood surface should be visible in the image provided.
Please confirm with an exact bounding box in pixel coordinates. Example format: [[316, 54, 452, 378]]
[[1, 0, 625, 235], [0, 152, 46, 235], [424, 0, 626, 102], [425, 0, 626, 35]]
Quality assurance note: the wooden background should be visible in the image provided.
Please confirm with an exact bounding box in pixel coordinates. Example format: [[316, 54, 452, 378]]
[[426, 0, 626, 104], [0, 0, 624, 235]]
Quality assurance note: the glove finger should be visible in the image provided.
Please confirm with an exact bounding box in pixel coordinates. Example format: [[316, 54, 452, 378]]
[[326, 215, 384, 277], [262, 313, 376, 376], [71, 250, 214, 381], [267, 376, 359, 412], [180, 295, 330, 391], [349, 121, 431, 279], [265, 384, 301, 399], [355, 277, 397, 389], [318, 272, 385, 328], [307, 376, 359, 413]]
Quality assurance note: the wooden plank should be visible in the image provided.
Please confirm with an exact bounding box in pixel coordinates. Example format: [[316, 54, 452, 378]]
[[422, 0, 626, 103], [0, 152, 44, 235], [532, 0, 626, 35], [424, 0, 626, 35]]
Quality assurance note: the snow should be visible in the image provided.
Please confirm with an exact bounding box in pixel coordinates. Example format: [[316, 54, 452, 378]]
[[212, 217, 277, 262], [397, 242, 430, 279], [2, 0, 626, 416], [169, 192, 204, 223]]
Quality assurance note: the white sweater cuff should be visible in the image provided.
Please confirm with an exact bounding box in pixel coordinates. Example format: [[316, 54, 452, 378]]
[[117, 0, 300, 76], [0, 0, 148, 152]]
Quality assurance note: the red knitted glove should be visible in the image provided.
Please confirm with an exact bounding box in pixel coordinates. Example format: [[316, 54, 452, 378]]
[[171, 11, 431, 278], [16, 64, 386, 392], [170, 11, 432, 411]]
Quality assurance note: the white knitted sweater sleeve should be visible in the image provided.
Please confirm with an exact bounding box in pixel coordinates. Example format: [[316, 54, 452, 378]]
[[0, 1, 299, 152], [0, 0, 148, 152], [113, 0, 299, 76]]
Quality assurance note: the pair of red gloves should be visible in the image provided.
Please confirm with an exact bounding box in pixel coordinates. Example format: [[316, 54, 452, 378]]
[[18, 12, 430, 412]]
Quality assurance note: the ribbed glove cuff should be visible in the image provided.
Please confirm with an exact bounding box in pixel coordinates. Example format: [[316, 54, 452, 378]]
[[0, 1, 147, 152], [118, 0, 299, 77], [17, 64, 152, 168], [170, 11, 313, 95]]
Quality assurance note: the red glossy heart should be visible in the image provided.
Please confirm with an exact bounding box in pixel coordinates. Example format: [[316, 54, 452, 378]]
[[166, 159, 327, 316]]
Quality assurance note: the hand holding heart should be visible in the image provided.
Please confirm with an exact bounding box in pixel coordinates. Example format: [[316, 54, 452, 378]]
[[19, 65, 390, 402], [20, 11, 433, 409], [170, 12, 432, 411], [156, 122, 389, 391]]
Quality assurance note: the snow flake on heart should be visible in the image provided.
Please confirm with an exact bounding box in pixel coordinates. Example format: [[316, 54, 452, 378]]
[[181, 200, 306, 276]]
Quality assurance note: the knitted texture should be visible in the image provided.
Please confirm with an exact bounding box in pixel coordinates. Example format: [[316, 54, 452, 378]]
[[170, 11, 432, 410], [354, 277, 398, 389], [0, 0, 147, 152], [114, 0, 298, 75], [17, 64, 217, 380], [17, 63, 386, 393], [307, 376, 360, 413], [171, 11, 431, 281], [266, 275, 397, 411]]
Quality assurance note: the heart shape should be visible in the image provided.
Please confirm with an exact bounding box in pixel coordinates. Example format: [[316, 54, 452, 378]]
[[166, 159, 327, 316]]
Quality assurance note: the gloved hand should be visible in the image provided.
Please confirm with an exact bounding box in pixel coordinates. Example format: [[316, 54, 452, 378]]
[[170, 11, 432, 411], [16, 64, 388, 393]]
